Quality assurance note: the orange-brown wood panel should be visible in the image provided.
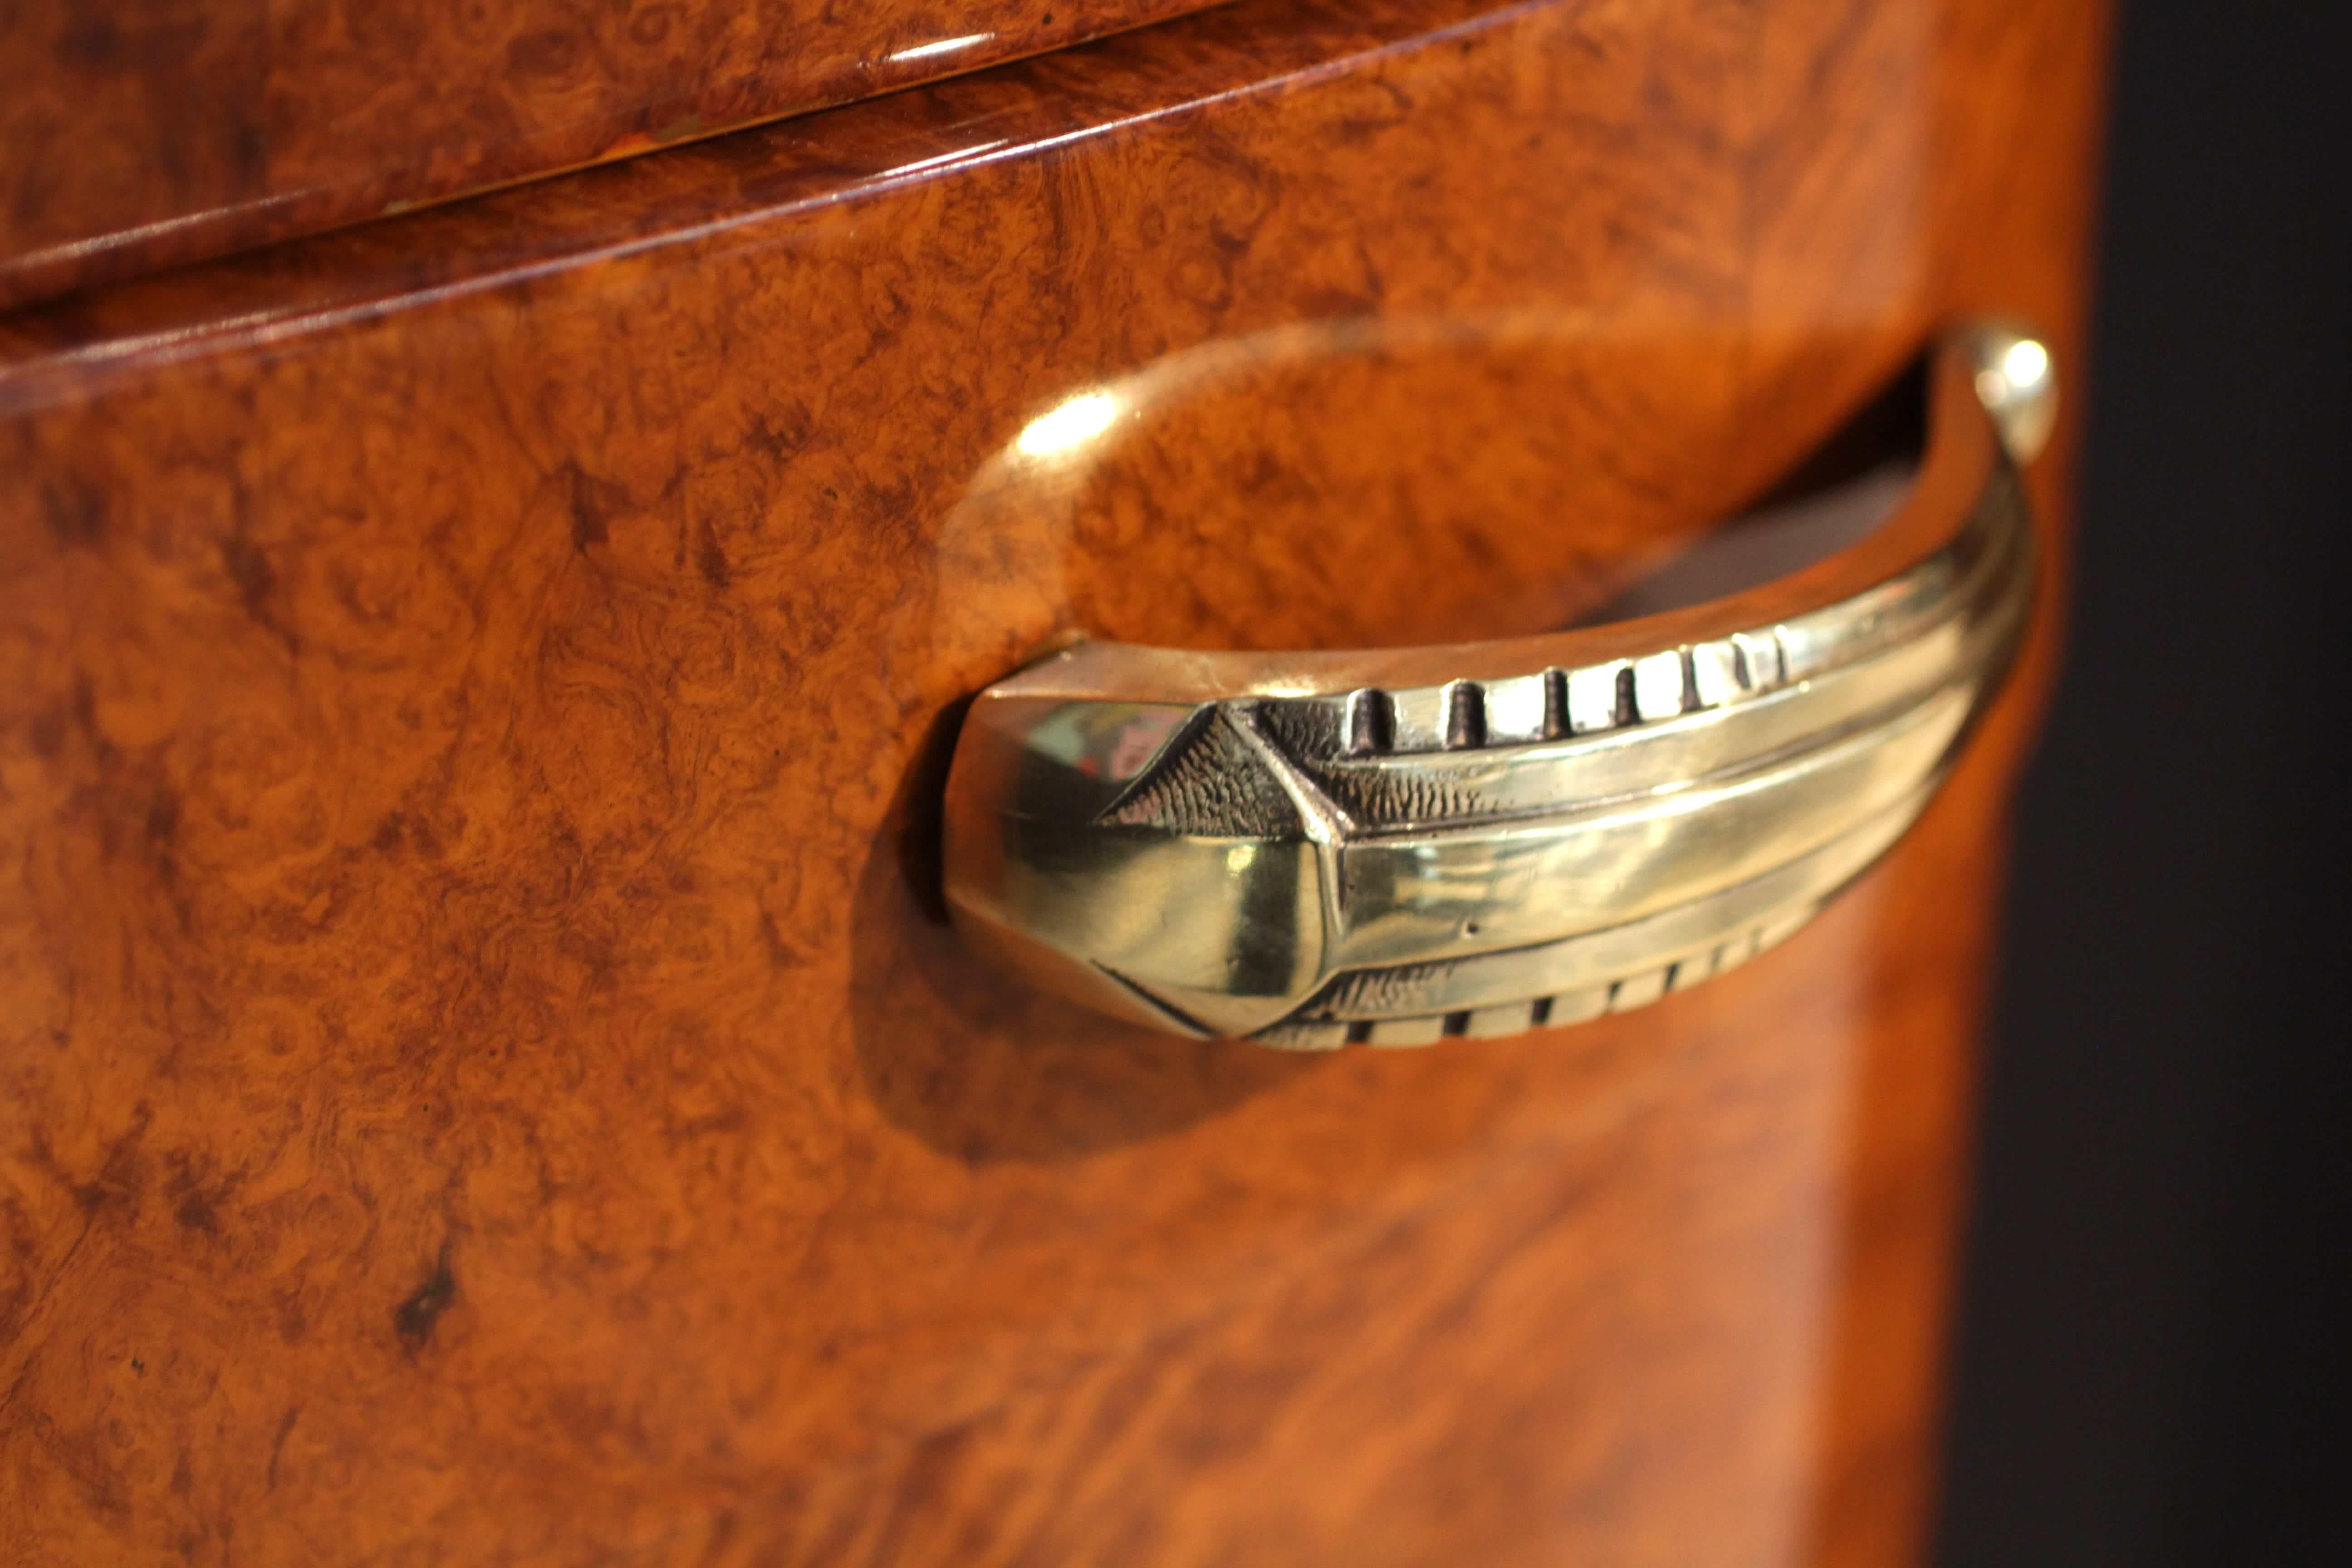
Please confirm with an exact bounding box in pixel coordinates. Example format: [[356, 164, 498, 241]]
[[0, 0, 1222, 310], [0, 0, 2107, 1561]]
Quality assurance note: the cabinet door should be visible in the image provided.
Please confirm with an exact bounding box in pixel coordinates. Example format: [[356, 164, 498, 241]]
[[0, 0, 1223, 307], [0, 1, 2107, 1562]]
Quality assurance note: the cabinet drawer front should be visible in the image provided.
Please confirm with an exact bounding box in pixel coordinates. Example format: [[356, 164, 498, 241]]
[[0, 0, 2106, 1562]]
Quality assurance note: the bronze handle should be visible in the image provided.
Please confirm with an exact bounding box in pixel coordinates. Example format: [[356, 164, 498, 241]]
[[941, 326, 2053, 1046]]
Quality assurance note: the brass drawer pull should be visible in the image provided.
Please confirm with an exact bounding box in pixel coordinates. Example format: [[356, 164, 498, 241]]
[[942, 327, 2053, 1045]]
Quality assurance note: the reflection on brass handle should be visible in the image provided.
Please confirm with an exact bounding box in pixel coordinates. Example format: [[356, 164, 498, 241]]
[[942, 327, 2053, 1046]]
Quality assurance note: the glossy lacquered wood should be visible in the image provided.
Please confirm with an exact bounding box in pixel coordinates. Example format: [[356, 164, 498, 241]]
[[0, 0, 2107, 1561], [0, 0, 1218, 309]]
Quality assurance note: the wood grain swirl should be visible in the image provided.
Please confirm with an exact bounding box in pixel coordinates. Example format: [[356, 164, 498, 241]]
[[0, 0, 2108, 1560]]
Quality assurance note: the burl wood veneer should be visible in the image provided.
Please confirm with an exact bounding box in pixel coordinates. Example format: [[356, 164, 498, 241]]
[[0, 0, 2107, 1561], [0, 0, 1220, 309]]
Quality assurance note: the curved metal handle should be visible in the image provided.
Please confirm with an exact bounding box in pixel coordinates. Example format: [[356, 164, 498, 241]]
[[942, 327, 2053, 1046]]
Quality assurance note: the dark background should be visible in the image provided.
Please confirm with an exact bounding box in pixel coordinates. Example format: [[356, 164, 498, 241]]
[[1936, 3, 2348, 1563]]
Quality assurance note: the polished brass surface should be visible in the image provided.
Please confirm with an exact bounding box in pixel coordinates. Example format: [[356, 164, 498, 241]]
[[941, 328, 2052, 1045]]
